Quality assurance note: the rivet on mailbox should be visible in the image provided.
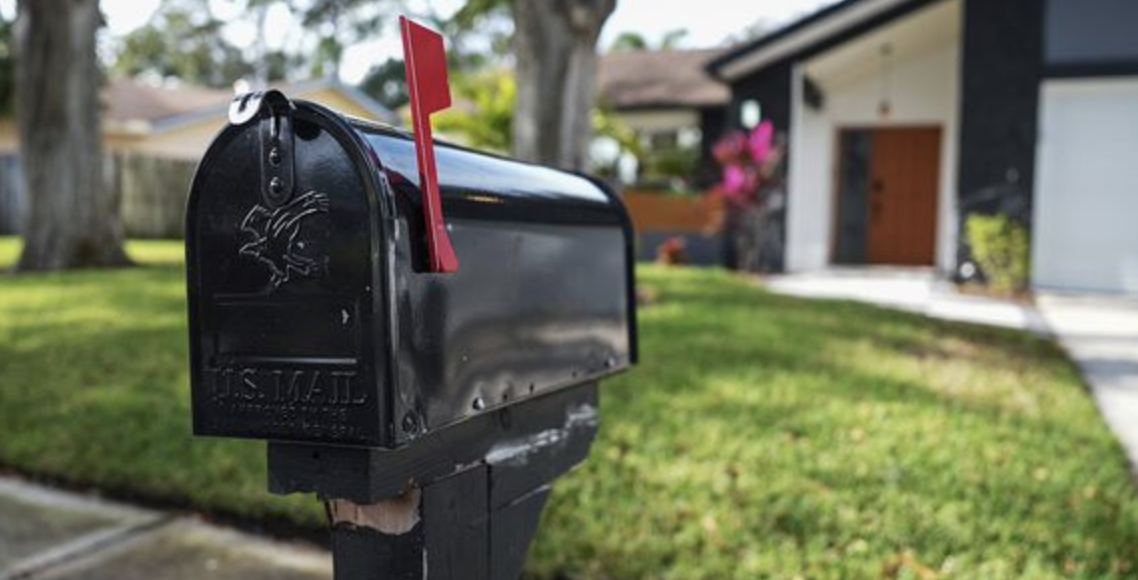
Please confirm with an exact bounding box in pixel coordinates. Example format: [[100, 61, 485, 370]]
[[185, 15, 637, 580]]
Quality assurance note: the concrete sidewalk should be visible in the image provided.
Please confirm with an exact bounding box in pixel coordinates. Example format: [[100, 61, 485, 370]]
[[0, 477, 330, 580], [764, 267, 1049, 334], [1037, 293, 1138, 471]]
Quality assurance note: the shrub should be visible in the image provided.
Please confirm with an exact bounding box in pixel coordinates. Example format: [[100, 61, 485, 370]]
[[965, 213, 1030, 293]]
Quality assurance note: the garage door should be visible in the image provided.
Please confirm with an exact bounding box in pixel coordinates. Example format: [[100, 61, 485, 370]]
[[1033, 78, 1138, 293]]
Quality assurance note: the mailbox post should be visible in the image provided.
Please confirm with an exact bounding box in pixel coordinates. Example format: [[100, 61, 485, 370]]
[[185, 18, 635, 580]]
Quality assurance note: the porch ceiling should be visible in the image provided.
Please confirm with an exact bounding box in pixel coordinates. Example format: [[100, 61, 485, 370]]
[[802, 0, 960, 90]]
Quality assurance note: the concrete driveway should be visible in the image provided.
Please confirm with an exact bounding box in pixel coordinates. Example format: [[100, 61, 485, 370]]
[[1037, 293, 1138, 471]]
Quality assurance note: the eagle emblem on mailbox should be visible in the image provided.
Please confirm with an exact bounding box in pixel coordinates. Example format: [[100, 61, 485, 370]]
[[238, 190, 330, 289]]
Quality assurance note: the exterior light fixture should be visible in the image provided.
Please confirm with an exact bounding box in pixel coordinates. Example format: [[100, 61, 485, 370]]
[[878, 43, 893, 120]]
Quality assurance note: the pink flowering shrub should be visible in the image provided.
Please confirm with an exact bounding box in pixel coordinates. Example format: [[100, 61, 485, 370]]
[[710, 120, 782, 209], [707, 120, 788, 272]]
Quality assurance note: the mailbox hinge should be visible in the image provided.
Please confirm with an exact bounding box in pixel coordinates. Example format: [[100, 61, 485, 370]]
[[229, 90, 296, 209]]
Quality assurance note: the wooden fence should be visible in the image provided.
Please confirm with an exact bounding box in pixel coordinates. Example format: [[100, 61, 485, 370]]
[[0, 153, 197, 238], [114, 154, 198, 238], [620, 189, 721, 233], [619, 189, 725, 266]]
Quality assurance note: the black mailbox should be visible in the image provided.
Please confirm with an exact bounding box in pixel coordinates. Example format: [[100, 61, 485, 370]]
[[186, 87, 635, 579], [187, 93, 635, 447]]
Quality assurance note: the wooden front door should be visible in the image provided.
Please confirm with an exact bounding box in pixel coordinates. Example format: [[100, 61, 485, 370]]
[[864, 128, 940, 265]]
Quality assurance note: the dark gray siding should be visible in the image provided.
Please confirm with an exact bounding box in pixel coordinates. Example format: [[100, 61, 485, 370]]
[[696, 106, 727, 189], [725, 61, 794, 135], [955, 0, 1044, 272], [1046, 0, 1138, 72]]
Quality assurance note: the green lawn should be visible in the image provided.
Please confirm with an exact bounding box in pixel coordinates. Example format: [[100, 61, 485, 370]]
[[2, 237, 1138, 579]]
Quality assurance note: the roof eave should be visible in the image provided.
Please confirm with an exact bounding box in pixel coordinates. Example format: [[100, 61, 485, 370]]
[[146, 77, 399, 135], [707, 0, 922, 82], [611, 101, 729, 112], [330, 80, 399, 126]]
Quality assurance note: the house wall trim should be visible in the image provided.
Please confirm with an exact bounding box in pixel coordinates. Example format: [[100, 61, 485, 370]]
[[714, 0, 947, 81]]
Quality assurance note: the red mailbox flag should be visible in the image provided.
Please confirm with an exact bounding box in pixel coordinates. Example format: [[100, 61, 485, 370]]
[[400, 16, 458, 273]]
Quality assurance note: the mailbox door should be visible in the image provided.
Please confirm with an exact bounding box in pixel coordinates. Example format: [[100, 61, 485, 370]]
[[187, 105, 392, 447]]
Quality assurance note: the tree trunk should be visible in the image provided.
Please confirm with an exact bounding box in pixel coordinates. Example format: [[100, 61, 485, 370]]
[[510, 0, 615, 171], [14, 0, 131, 271]]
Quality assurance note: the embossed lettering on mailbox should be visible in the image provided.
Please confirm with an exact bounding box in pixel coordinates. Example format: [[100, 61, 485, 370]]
[[206, 367, 365, 406]]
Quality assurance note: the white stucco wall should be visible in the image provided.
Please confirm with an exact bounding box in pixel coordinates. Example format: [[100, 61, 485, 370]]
[[616, 109, 700, 135], [786, 41, 961, 272]]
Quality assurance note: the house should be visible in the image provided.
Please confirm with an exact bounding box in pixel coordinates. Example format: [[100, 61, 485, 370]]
[[595, 48, 729, 187], [107, 77, 394, 160], [0, 77, 394, 236], [708, 0, 1138, 293], [592, 49, 731, 266], [0, 77, 394, 160]]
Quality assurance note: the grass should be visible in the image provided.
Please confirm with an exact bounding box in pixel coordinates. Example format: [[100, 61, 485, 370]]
[[2, 237, 1138, 579]]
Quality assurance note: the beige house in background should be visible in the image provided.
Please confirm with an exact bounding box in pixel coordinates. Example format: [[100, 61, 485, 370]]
[[0, 77, 394, 236], [594, 48, 729, 187], [0, 76, 395, 160]]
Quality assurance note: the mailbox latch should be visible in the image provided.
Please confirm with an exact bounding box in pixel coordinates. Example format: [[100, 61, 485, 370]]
[[228, 90, 296, 209]]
